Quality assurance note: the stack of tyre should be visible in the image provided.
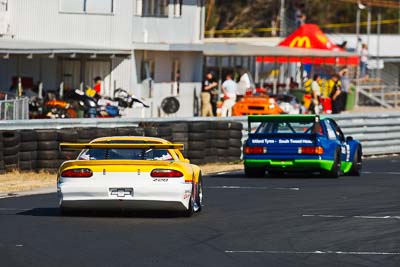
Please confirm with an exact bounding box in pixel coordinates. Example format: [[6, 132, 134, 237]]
[[142, 123, 173, 142], [36, 130, 63, 172], [0, 133, 4, 174], [3, 131, 20, 172], [187, 122, 209, 165], [170, 122, 189, 158], [115, 126, 145, 137], [227, 122, 243, 162], [58, 128, 80, 161], [19, 130, 38, 172]]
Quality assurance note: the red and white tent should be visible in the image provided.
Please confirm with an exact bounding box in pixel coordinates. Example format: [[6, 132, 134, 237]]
[[256, 24, 359, 65]]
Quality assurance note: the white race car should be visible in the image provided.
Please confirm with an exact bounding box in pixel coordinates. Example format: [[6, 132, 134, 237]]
[[57, 136, 203, 216]]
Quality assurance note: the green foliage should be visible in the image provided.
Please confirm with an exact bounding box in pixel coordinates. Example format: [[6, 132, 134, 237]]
[[206, 0, 400, 36]]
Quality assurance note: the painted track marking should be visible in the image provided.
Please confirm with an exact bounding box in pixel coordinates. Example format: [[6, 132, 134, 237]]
[[225, 250, 400, 255], [206, 186, 300, 191], [302, 214, 400, 220]]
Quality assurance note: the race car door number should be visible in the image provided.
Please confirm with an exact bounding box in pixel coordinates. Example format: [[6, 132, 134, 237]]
[[109, 188, 133, 197]]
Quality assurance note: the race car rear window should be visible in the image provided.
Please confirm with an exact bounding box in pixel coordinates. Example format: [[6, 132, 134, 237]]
[[256, 121, 318, 134], [78, 140, 173, 161]]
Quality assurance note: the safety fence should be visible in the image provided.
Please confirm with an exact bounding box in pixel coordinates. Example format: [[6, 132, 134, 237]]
[[0, 112, 398, 173], [0, 98, 29, 120]]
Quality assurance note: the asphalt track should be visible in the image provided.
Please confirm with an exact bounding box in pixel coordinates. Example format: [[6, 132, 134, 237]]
[[1, 157, 400, 267]]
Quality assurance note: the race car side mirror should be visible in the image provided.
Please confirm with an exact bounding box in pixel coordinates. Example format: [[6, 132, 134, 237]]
[[346, 136, 353, 142]]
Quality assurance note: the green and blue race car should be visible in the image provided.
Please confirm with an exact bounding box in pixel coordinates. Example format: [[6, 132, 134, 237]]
[[243, 115, 362, 178]]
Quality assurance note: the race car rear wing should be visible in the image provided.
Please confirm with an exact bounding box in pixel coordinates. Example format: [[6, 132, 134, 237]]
[[60, 143, 184, 150], [248, 115, 322, 134]]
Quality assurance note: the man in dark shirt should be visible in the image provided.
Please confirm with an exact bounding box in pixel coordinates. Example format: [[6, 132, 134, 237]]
[[202, 71, 218, 116]]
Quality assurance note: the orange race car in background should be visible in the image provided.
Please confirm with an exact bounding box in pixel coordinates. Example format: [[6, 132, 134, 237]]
[[232, 94, 283, 116]]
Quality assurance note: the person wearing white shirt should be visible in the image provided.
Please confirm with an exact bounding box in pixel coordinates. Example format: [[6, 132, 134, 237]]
[[221, 73, 238, 117]]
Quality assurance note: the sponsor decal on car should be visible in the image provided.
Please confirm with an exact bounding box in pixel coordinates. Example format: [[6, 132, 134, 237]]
[[251, 139, 313, 145]]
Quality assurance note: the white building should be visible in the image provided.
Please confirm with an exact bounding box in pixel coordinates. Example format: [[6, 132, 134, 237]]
[[0, 0, 205, 117]]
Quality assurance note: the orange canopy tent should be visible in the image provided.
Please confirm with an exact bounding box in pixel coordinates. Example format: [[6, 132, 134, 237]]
[[257, 24, 359, 65]]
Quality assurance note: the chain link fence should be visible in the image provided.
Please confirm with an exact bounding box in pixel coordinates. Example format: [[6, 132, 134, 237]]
[[0, 98, 29, 120]]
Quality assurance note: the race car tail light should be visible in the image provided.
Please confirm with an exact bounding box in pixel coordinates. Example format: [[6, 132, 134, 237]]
[[151, 169, 183, 178], [298, 146, 324, 155], [244, 146, 267, 154], [61, 168, 93, 178]]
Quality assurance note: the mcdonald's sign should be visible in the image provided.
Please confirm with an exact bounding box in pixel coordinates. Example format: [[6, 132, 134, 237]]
[[289, 36, 311, 48]]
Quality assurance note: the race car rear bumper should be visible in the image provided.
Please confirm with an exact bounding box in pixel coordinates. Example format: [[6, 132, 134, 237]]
[[60, 199, 187, 211], [244, 159, 335, 172]]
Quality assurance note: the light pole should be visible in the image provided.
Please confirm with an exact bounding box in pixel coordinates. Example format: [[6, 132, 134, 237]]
[[280, 0, 286, 37]]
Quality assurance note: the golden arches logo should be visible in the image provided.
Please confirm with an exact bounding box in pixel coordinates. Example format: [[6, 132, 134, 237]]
[[289, 36, 311, 48]]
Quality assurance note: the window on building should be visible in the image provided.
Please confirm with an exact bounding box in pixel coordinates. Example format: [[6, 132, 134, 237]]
[[173, 0, 182, 17], [140, 0, 168, 17], [86, 0, 114, 13], [140, 59, 155, 81], [59, 0, 114, 14]]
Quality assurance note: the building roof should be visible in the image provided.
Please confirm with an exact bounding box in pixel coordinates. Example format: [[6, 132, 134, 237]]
[[203, 42, 357, 57], [133, 42, 204, 52], [0, 38, 132, 55]]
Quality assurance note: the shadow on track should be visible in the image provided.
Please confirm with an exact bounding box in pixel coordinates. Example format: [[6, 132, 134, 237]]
[[18, 208, 195, 219], [211, 170, 339, 180]]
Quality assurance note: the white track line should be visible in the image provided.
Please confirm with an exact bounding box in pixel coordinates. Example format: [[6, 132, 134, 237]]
[[225, 250, 400, 255], [302, 214, 400, 220], [206, 186, 300, 191], [363, 171, 400, 175]]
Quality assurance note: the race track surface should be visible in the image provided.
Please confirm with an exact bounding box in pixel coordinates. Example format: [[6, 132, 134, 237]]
[[1, 157, 399, 267]]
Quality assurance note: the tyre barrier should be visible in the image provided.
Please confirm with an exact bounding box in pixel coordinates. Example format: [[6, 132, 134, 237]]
[[0, 121, 242, 173]]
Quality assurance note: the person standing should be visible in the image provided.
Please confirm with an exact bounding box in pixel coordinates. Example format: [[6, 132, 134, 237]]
[[330, 74, 344, 114], [360, 43, 368, 78], [221, 73, 238, 117], [201, 71, 218, 116], [310, 74, 321, 114], [237, 68, 252, 100]]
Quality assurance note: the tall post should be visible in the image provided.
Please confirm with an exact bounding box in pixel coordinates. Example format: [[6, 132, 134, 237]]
[[356, 8, 361, 52], [377, 10, 382, 81], [279, 0, 286, 37]]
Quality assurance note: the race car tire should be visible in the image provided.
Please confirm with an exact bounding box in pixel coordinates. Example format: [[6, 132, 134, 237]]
[[194, 175, 203, 213], [348, 146, 362, 176], [36, 130, 58, 141], [324, 149, 341, 178], [245, 166, 265, 178]]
